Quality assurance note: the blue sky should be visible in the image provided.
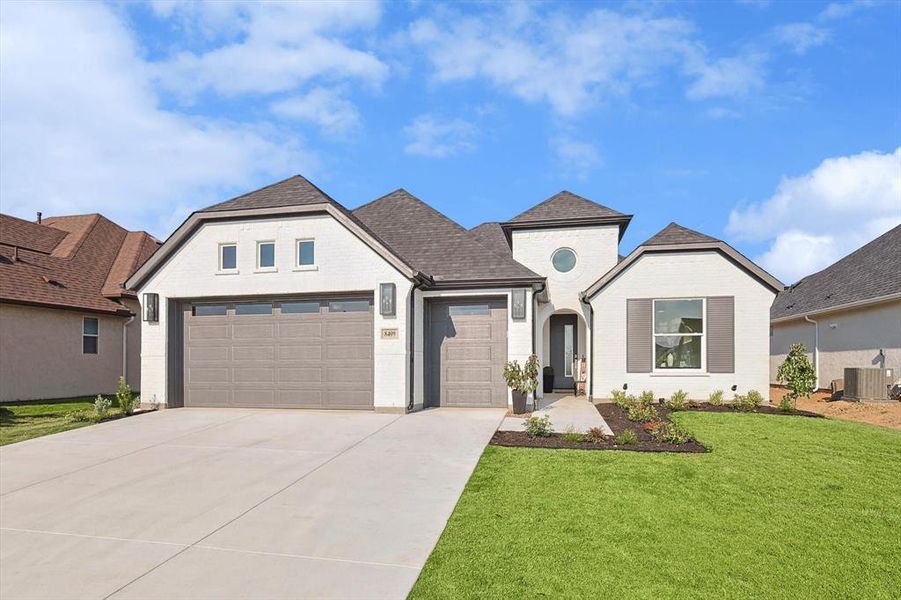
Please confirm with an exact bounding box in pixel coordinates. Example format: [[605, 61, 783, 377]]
[[1, 0, 899, 283]]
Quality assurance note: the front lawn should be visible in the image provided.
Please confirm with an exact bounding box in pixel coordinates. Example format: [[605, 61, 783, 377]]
[[411, 412, 901, 599], [0, 396, 116, 446]]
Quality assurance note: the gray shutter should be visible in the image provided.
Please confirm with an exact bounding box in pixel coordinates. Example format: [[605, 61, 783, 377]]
[[707, 296, 735, 373], [626, 299, 652, 373]]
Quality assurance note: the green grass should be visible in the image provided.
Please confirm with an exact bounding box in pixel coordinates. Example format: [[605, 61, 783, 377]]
[[410, 412, 901, 599], [0, 395, 118, 446]]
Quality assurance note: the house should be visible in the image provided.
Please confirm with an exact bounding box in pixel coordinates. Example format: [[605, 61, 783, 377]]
[[770, 225, 901, 391], [0, 213, 159, 402], [127, 175, 783, 411]]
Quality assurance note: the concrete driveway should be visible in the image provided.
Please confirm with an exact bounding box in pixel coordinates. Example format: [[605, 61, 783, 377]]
[[0, 407, 505, 599]]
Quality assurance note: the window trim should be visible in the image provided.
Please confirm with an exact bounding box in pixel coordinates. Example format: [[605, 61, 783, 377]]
[[256, 240, 277, 272], [218, 243, 238, 274], [295, 238, 317, 271], [82, 316, 99, 355], [551, 247, 578, 273], [652, 297, 706, 373]]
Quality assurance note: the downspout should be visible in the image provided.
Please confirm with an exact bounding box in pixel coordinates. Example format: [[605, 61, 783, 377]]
[[804, 314, 819, 390], [407, 276, 428, 412], [533, 282, 545, 400], [579, 292, 594, 399], [122, 313, 135, 383]]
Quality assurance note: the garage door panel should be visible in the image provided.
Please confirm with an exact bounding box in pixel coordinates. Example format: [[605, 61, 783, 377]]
[[451, 324, 492, 340], [446, 345, 491, 361], [446, 388, 493, 407], [185, 298, 373, 409], [446, 366, 492, 383]]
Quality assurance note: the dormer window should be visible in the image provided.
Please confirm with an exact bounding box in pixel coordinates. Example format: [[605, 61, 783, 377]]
[[552, 248, 577, 273]]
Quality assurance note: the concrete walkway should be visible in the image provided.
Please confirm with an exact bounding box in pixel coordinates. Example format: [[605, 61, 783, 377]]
[[499, 394, 613, 435], [0, 406, 506, 600]]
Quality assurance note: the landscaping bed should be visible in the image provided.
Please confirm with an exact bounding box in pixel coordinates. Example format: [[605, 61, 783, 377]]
[[681, 401, 823, 417], [490, 429, 705, 453]]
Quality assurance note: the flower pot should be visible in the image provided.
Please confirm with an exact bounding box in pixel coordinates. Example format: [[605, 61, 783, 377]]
[[511, 390, 528, 414], [543, 366, 554, 393]]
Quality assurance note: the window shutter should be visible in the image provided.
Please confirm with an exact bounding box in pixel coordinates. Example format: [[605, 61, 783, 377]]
[[707, 296, 734, 373], [626, 299, 652, 373]]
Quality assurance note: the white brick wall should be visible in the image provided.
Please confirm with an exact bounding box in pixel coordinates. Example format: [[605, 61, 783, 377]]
[[590, 251, 776, 400], [137, 213, 412, 408]]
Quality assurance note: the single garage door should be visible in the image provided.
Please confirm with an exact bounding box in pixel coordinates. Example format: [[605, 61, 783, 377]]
[[426, 298, 508, 408], [183, 297, 373, 409]]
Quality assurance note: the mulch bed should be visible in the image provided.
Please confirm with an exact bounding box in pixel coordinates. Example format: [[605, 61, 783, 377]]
[[490, 429, 706, 453], [683, 402, 824, 418]]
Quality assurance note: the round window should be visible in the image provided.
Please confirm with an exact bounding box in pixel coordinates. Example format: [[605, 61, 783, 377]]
[[552, 248, 577, 273]]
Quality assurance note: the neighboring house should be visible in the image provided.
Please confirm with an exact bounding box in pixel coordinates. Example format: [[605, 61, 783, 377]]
[[127, 175, 782, 411], [0, 213, 159, 402], [770, 225, 901, 390]]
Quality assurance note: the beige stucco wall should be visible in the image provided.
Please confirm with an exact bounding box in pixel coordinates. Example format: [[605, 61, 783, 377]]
[[0, 303, 137, 402], [771, 300, 901, 388]]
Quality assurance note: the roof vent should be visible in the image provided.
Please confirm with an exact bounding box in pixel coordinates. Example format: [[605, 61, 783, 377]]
[[41, 275, 65, 288]]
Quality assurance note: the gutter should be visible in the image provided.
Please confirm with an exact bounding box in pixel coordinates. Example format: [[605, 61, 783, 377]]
[[579, 292, 594, 399], [804, 314, 819, 389], [770, 292, 901, 324]]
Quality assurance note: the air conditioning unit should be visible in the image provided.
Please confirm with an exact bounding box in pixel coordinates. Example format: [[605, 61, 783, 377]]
[[843, 368, 892, 402]]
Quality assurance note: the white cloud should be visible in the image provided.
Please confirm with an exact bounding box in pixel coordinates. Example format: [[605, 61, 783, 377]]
[[727, 148, 901, 283], [771, 22, 830, 54], [403, 115, 477, 158], [685, 53, 767, 99], [551, 137, 602, 180], [151, 1, 387, 99], [0, 1, 312, 237], [818, 0, 878, 21], [270, 87, 360, 135]]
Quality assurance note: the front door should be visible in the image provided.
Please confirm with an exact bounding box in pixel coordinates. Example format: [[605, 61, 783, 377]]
[[550, 314, 578, 391]]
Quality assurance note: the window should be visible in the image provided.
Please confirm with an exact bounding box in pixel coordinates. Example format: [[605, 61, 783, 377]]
[[235, 303, 272, 315], [193, 305, 227, 316], [653, 299, 704, 370], [82, 317, 98, 354], [564, 324, 574, 377], [219, 244, 237, 271], [328, 299, 370, 313], [257, 242, 276, 270], [448, 304, 490, 316], [297, 239, 315, 266], [281, 301, 320, 314], [552, 248, 577, 273]]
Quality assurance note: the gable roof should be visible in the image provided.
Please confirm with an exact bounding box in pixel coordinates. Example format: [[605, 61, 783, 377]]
[[771, 224, 901, 321], [200, 175, 340, 213], [641, 222, 720, 246], [469, 222, 511, 256], [353, 190, 541, 284], [0, 213, 159, 315], [508, 190, 626, 223], [582, 221, 783, 299]]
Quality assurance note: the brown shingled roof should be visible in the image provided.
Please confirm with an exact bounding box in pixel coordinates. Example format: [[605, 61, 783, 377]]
[[200, 175, 340, 213], [0, 213, 160, 315], [469, 222, 512, 256], [508, 190, 626, 223], [641, 222, 720, 246]]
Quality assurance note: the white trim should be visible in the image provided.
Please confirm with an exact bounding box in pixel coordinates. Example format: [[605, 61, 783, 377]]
[[551, 247, 578, 273], [217, 242, 238, 273], [296, 238, 316, 268], [256, 240, 277, 271], [652, 297, 705, 373]]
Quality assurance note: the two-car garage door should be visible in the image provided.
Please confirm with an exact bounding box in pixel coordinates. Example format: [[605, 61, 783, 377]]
[[183, 297, 373, 409]]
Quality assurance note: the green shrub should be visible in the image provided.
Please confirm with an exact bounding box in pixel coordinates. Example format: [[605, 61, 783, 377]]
[[614, 429, 637, 445], [611, 389, 629, 408], [665, 389, 689, 411], [627, 401, 658, 423], [584, 427, 608, 443], [648, 420, 691, 445], [776, 343, 816, 410], [638, 390, 656, 406], [116, 376, 137, 416], [523, 414, 553, 437], [734, 390, 763, 412], [708, 389, 725, 406], [561, 427, 584, 443], [93, 395, 112, 419], [68, 409, 96, 423]]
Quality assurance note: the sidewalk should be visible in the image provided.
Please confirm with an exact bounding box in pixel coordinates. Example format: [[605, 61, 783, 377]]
[[498, 394, 613, 435]]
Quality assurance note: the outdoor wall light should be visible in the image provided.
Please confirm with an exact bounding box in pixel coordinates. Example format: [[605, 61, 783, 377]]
[[143, 293, 159, 322], [379, 283, 396, 316], [512, 289, 526, 320]]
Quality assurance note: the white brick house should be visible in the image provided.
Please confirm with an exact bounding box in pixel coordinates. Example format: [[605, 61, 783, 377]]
[[128, 176, 783, 411]]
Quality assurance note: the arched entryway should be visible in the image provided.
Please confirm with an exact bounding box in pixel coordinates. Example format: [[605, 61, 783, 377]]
[[536, 307, 589, 396]]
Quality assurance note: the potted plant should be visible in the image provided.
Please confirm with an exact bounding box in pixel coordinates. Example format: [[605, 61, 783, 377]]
[[543, 365, 554, 393], [504, 355, 539, 414]]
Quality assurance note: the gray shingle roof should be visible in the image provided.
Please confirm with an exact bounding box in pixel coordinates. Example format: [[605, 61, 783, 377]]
[[469, 222, 511, 256], [200, 175, 340, 212], [353, 190, 541, 283], [641, 222, 720, 246], [771, 224, 901, 320], [508, 190, 625, 223]]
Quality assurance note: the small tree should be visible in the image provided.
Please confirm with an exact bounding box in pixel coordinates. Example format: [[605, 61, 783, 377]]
[[116, 376, 137, 416], [776, 343, 816, 411]]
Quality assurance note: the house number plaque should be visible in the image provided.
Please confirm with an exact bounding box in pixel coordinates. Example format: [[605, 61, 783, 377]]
[[381, 328, 399, 340]]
